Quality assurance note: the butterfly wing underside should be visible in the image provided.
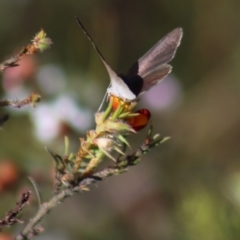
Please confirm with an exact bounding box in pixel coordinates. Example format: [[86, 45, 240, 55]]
[[126, 28, 183, 94]]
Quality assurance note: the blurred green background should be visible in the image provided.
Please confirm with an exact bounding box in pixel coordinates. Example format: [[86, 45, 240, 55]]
[[1, 0, 240, 239]]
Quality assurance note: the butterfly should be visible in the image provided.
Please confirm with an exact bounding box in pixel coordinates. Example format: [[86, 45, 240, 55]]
[[75, 17, 182, 104]]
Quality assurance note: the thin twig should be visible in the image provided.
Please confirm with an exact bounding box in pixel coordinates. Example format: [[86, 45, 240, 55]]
[[0, 29, 52, 72], [0, 191, 31, 230], [15, 187, 79, 240], [0, 93, 41, 109]]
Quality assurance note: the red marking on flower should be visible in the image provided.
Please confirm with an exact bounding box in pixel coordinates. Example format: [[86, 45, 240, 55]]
[[127, 109, 151, 131]]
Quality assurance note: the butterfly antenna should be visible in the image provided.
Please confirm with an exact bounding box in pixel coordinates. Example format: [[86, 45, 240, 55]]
[[75, 16, 112, 112], [75, 16, 107, 63]]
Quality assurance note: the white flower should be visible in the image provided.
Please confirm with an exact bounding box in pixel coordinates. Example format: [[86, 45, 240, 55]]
[[30, 95, 93, 142]]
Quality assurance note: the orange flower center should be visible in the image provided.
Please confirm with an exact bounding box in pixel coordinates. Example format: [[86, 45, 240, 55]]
[[110, 95, 132, 111]]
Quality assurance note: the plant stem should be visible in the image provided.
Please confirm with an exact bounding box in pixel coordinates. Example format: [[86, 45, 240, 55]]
[[15, 188, 77, 240]]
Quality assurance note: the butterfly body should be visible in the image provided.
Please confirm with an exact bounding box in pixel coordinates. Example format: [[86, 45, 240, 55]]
[[107, 74, 143, 101]]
